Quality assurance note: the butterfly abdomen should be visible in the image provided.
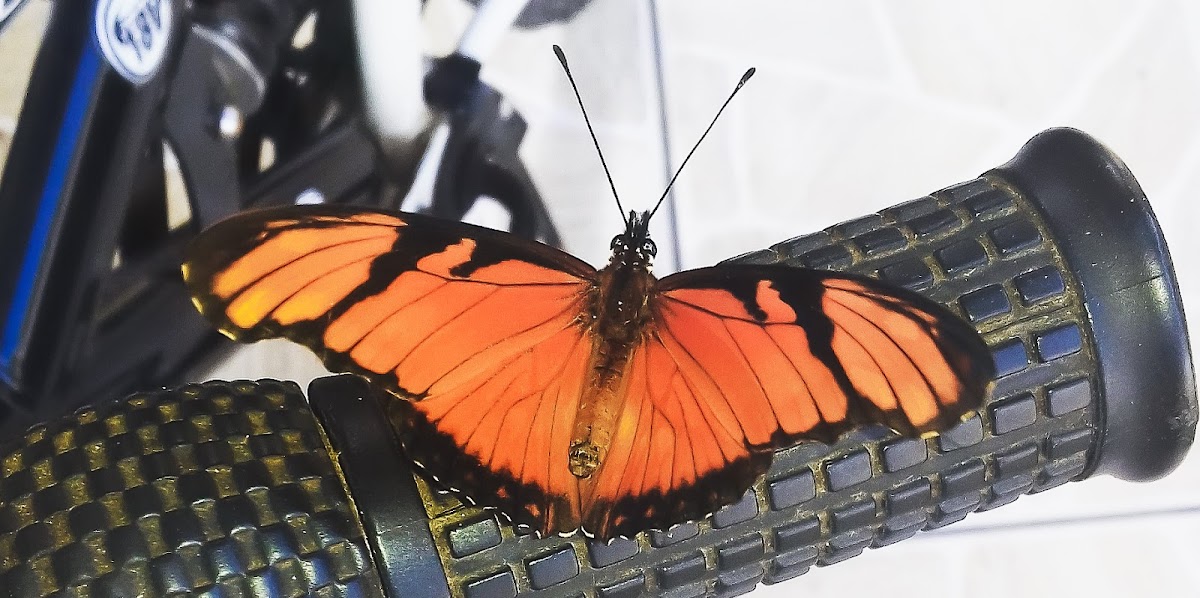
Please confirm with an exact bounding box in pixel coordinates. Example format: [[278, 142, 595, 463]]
[[568, 254, 660, 479]]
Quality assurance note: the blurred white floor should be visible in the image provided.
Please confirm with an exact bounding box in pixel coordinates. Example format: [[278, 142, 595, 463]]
[[4, 1, 1198, 596]]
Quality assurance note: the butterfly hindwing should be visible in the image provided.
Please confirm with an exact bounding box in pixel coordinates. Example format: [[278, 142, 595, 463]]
[[581, 265, 994, 537], [386, 318, 593, 534], [580, 332, 772, 538], [656, 266, 994, 437]]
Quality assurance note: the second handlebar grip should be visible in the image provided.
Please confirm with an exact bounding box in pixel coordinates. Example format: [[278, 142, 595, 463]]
[[371, 126, 1195, 596]]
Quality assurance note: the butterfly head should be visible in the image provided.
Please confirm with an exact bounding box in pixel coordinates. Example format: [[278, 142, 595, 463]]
[[610, 210, 657, 269]]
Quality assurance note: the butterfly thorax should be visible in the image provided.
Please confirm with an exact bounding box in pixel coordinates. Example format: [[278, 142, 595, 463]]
[[569, 211, 660, 478]]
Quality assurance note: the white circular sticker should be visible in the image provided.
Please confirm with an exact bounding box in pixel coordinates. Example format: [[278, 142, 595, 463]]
[[95, 0, 174, 84]]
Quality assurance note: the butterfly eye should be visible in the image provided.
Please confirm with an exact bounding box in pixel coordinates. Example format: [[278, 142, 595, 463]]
[[641, 239, 657, 257], [610, 236, 623, 251]]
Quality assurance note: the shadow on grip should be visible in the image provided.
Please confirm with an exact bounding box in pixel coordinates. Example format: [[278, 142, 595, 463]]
[[0, 128, 1193, 597]]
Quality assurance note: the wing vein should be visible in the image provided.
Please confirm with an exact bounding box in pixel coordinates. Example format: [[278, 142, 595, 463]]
[[393, 286, 505, 373], [422, 299, 583, 392], [829, 317, 900, 409], [825, 293, 939, 404], [656, 325, 749, 444], [225, 231, 396, 303], [659, 295, 767, 323], [237, 252, 381, 323], [418, 269, 586, 288], [722, 319, 785, 428], [833, 284, 941, 334], [466, 375, 521, 457], [344, 279, 451, 353]]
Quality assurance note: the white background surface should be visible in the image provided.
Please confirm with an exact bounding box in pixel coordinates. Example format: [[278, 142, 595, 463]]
[[3, 1, 1198, 596]]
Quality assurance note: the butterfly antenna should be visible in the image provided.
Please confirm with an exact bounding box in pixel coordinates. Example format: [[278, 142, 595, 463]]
[[648, 67, 755, 221], [553, 45, 628, 225]]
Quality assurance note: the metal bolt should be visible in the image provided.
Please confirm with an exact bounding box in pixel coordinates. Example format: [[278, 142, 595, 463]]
[[218, 106, 243, 138], [295, 188, 325, 205]]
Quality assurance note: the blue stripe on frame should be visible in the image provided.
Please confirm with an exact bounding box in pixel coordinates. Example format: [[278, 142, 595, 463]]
[[0, 38, 104, 382]]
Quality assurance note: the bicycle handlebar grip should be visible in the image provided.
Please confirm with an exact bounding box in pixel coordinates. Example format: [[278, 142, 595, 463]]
[[0, 128, 1193, 597]]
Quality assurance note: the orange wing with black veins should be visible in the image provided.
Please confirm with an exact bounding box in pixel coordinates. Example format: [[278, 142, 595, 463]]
[[581, 266, 993, 538], [183, 205, 599, 534]]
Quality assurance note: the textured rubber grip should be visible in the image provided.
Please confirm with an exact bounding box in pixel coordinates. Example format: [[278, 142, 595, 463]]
[[0, 380, 385, 597], [0, 128, 1193, 597], [360, 127, 1192, 598]]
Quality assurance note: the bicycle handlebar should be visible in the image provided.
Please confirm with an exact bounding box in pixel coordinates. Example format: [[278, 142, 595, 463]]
[[0, 128, 1192, 596]]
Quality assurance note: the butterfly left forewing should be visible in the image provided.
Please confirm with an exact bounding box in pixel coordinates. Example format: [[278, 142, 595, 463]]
[[184, 205, 597, 392], [184, 208, 408, 341]]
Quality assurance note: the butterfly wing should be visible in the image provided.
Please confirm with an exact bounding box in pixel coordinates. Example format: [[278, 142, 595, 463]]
[[185, 207, 994, 539], [581, 265, 993, 538], [183, 205, 599, 533]]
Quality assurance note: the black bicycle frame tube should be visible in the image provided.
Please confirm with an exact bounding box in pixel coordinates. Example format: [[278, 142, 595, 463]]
[[0, 1, 183, 429]]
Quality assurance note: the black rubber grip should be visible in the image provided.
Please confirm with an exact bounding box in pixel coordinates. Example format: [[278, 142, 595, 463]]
[[0, 380, 385, 597], [0, 128, 1193, 597]]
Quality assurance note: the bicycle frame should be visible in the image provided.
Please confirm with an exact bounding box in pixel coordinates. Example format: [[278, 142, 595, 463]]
[[0, 0, 569, 437], [0, 2, 189, 434]]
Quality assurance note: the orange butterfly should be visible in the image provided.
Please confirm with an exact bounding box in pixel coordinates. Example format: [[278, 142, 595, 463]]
[[182, 48, 993, 540]]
